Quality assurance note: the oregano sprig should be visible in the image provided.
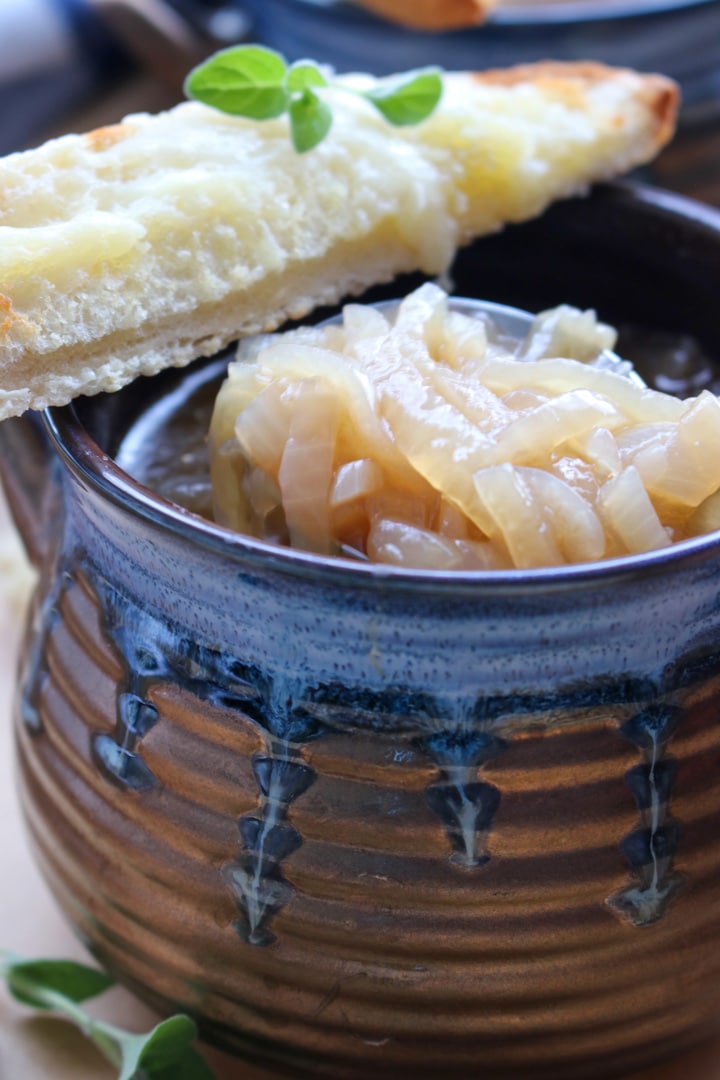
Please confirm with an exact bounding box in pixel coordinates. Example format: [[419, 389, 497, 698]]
[[184, 45, 443, 152], [0, 951, 215, 1080]]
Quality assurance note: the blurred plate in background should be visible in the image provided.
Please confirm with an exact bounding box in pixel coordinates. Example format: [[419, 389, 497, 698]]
[[239, 0, 720, 120]]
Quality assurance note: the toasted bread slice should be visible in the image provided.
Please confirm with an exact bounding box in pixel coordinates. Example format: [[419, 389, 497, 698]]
[[0, 62, 677, 419], [349, 0, 492, 30], [349, 0, 628, 29]]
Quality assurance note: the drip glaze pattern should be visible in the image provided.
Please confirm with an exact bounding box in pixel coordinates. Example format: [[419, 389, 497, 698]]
[[14, 515, 720, 1079]]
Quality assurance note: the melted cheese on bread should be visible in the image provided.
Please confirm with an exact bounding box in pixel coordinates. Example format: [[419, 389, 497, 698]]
[[0, 62, 677, 419]]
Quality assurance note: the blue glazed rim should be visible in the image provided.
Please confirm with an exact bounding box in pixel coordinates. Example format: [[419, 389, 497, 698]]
[[44, 390, 720, 595], [43, 182, 720, 595]]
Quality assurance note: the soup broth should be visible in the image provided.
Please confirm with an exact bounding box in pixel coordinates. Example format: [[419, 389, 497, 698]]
[[116, 287, 719, 570]]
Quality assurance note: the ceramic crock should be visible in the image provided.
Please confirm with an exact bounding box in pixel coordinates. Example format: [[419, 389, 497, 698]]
[[3, 182, 720, 1079]]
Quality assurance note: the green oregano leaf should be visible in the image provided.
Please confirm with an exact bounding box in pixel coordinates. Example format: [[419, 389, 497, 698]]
[[362, 68, 443, 126], [286, 61, 328, 93], [139, 1045, 216, 1080], [184, 45, 444, 152], [289, 89, 333, 153], [117, 1015, 201, 1080], [184, 45, 289, 119], [6, 959, 115, 1009], [1, 952, 216, 1080]]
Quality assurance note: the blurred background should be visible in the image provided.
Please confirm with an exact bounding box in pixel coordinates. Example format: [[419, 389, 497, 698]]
[[0, 0, 719, 202]]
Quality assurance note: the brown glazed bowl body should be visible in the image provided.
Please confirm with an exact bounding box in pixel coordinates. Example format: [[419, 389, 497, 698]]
[[3, 182, 720, 1079]]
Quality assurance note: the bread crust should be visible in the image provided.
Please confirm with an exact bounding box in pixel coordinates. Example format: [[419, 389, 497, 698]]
[[0, 62, 679, 419], [474, 62, 679, 147]]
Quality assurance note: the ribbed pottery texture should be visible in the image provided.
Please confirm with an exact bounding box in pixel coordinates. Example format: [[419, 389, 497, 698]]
[[10, 397, 720, 1079]]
